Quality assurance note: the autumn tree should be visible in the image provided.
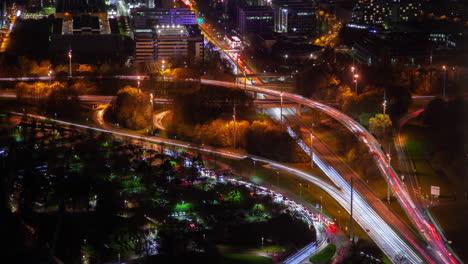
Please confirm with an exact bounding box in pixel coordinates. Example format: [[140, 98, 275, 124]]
[[112, 86, 152, 130]]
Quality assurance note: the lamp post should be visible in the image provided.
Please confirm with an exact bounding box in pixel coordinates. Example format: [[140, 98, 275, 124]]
[[338, 210, 341, 227], [299, 183, 302, 199], [48, 70, 52, 85], [68, 49, 72, 78], [386, 152, 391, 203], [320, 195, 323, 210], [232, 105, 237, 148], [382, 91, 387, 137], [353, 74, 359, 95], [310, 124, 314, 168], [161, 60, 166, 93], [442, 65, 446, 99], [276, 171, 279, 186], [150, 93, 154, 134], [280, 91, 283, 129], [137, 75, 141, 89], [244, 70, 247, 91]]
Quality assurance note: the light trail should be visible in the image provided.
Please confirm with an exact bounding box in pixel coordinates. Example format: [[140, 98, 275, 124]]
[[11, 111, 425, 263]]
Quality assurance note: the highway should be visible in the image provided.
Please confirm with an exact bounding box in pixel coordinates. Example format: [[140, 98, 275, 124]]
[[0, 75, 458, 262], [10, 108, 426, 263], [199, 79, 459, 264], [172, 4, 457, 260]]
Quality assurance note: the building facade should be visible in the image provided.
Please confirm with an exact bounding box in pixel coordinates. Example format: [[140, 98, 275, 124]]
[[131, 8, 196, 29], [237, 6, 275, 35], [351, 0, 421, 25], [274, 2, 316, 34]]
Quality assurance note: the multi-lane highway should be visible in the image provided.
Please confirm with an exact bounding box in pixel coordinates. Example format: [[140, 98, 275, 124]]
[[200, 79, 459, 264], [9, 109, 426, 263]]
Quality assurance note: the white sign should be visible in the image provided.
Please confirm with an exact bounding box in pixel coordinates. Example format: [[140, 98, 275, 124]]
[[431, 186, 440, 197]]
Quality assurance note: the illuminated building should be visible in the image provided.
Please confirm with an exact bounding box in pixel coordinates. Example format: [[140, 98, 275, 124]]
[[237, 6, 275, 35], [351, 0, 421, 25]]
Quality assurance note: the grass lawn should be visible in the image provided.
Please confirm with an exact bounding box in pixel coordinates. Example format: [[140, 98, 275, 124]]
[[310, 243, 336, 263], [217, 244, 285, 253], [403, 122, 468, 262], [222, 253, 272, 264], [405, 125, 451, 197], [430, 203, 468, 262]]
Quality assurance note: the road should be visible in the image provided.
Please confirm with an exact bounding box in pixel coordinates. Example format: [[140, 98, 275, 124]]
[[199, 79, 459, 264], [54, 107, 427, 263], [1, 76, 458, 262], [153, 110, 171, 131], [263, 102, 432, 260], [176, 3, 457, 260]]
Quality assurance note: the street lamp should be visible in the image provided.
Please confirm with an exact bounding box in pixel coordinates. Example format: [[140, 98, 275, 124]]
[[442, 65, 447, 99], [276, 171, 279, 186], [386, 152, 391, 203], [137, 75, 141, 89], [150, 93, 154, 134], [280, 91, 283, 129], [338, 210, 341, 227], [161, 60, 166, 91], [320, 196, 323, 210], [232, 105, 237, 148], [299, 183, 302, 199], [244, 70, 247, 91], [353, 74, 359, 95], [68, 49, 72, 78], [48, 70, 53, 85], [310, 124, 314, 168]]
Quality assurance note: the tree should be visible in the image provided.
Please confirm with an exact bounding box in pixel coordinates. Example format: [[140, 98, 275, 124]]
[[368, 114, 392, 138], [112, 86, 152, 130], [173, 85, 254, 125], [386, 85, 412, 120]]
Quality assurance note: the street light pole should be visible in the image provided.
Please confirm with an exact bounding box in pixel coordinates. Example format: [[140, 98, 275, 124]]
[[338, 210, 341, 227], [48, 70, 52, 85], [232, 105, 237, 148], [68, 48, 72, 78], [442, 65, 447, 100], [310, 125, 314, 168], [150, 93, 154, 134], [320, 195, 323, 210], [280, 91, 283, 129], [353, 74, 359, 95], [386, 152, 391, 203], [299, 183, 302, 199], [276, 171, 279, 186], [382, 91, 387, 137], [137, 75, 141, 89], [244, 70, 247, 91], [161, 60, 166, 93]]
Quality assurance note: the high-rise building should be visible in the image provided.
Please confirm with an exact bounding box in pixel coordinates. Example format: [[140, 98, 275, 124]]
[[131, 8, 197, 29], [0, 1, 6, 28], [351, 0, 421, 25], [131, 7, 203, 62], [134, 25, 203, 62], [273, 1, 317, 34], [237, 6, 275, 35]]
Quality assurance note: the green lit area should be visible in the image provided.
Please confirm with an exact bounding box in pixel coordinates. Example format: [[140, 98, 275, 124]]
[[175, 202, 192, 212]]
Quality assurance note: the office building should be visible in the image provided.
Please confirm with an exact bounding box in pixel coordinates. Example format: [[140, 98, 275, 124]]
[[134, 25, 204, 62], [131, 8, 196, 29], [238, 6, 275, 35], [273, 1, 317, 34], [351, 0, 421, 25]]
